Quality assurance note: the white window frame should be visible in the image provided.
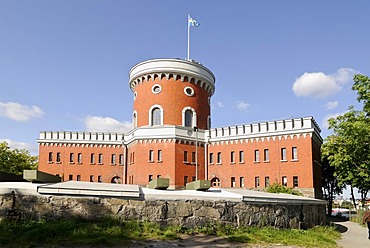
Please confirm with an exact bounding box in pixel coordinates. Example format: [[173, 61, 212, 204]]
[[149, 104, 163, 126], [182, 106, 197, 127], [184, 86, 195, 96], [151, 84, 162, 94], [132, 111, 137, 128]]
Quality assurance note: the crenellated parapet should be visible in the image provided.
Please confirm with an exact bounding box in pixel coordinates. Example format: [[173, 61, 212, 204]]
[[129, 58, 216, 96], [37, 131, 124, 145], [208, 117, 322, 143]]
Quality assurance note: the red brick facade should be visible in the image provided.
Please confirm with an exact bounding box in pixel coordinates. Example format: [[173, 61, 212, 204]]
[[37, 58, 323, 198]]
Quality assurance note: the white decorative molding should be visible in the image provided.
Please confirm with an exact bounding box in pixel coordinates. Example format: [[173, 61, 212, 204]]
[[129, 59, 215, 96]]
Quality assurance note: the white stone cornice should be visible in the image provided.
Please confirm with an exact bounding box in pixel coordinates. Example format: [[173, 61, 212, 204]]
[[129, 58, 216, 96]]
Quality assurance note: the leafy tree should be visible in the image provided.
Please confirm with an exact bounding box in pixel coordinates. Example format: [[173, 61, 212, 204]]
[[321, 150, 344, 216], [0, 141, 37, 175], [353, 74, 370, 115], [324, 74, 370, 208]]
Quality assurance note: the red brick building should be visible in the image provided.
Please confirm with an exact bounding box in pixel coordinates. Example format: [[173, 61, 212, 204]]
[[38, 58, 323, 198]]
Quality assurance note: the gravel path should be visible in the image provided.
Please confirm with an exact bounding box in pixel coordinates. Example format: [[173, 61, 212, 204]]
[[332, 218, 370, 248]]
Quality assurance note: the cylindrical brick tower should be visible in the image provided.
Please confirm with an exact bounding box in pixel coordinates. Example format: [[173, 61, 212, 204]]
[[129, 59, 215, 129], [125, 58, 215, 188]]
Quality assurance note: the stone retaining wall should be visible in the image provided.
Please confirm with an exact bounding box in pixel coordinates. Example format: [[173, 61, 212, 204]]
[[0, 193, 326, 229]]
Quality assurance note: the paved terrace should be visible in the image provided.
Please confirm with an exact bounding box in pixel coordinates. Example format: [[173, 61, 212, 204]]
[[0, 182, 325, 205]]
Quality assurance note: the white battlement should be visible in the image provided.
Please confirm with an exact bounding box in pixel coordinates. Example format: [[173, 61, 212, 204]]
[[38, 117, 321, 145], [38, 131, 124, 144], [209, 117, 321, 141]]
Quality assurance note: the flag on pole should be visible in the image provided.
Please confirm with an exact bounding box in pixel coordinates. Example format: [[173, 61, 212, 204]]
[[188, 15, 200, 27]]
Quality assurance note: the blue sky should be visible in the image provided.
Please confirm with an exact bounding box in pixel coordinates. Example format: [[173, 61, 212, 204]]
[[1, 1, 369, 155]]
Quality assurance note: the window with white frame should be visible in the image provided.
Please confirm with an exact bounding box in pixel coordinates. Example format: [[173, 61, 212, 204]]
[[231, 177, 236, 187], [69, 153, 74, 163], [149, 150, 154, 162], [265, 176, 270, 187], [111, 154, 116, 165], [157, 150, 162, 162], [184, 86, 194, 96], [185, 110, 193, 127], [263, 149, 269, 162], [48, 152, 53, 162], [77, 153, 82, 163], [282, 176, 287, 186], [209, 152, 214, 164], [293, 176, 299, 187], [217, 152, 222, 164], [292, 147, 298, 160], [255, 177, 260, 187], [151, 84, 162, 94], [148, 105, 163, 126], [230, 151, 235, 163], [254, 150, 260, 162], [182, 107, 196, 127], [281, 148, 287, 161], [98, 153, 103, 164], [184, 151, 188, 162], [132, 111, 137, 128], [239, 150, 244, 163]]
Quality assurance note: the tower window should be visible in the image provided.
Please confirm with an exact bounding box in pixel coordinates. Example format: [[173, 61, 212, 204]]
[[185, 110, 193, 127], [132, 112, 137, 128], [184, 86, 194, 96], [151, 107, 162, 125], [151, 84, 162, 94]]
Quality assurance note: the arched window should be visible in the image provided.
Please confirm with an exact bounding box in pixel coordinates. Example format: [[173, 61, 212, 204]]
[[111, 176, 121, 184], [152, 108, 161, 125], [132, 111, 137, 128], [184, 110, 193, 127], [211, 177, 221, 187], [182, 107, 196, 128], [149, 105, 163, 126]]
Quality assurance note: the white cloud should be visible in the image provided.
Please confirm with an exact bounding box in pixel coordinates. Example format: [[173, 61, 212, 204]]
[[325, 101, 339, 110], [0, 101, 44, 121], [322, 113, 344, 129], [216, 101, 225, 108], [292, 68, 359, 98], [0, 139, 38, 155], [84, 115, 132, 132], [236, 100, 250, 111]]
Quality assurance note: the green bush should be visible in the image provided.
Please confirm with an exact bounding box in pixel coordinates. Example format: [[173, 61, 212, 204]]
[[266, 183, 303, 196]]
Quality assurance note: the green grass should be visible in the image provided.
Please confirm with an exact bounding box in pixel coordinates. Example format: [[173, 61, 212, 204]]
[[0, 218, 340, 247]]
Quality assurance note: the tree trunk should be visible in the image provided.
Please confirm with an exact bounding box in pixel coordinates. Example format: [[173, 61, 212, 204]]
[[350, 186, 357, 209]]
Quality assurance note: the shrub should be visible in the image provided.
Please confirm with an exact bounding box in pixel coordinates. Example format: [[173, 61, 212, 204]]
[[266, 183, 303, 196]]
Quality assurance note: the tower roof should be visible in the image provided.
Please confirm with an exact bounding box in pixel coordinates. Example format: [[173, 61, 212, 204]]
[[129, 58, 216, 96]]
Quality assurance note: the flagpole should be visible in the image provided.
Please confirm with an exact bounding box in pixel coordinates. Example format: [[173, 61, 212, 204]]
[[187, 15, 190, 61]]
